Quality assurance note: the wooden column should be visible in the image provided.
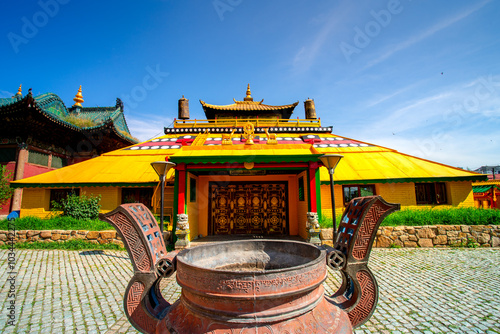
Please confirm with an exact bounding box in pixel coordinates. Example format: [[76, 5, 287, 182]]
[[10, 144, 29, 212]]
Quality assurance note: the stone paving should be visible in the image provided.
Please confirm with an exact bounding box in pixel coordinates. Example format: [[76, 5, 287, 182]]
[[0, 248, 499, 333]]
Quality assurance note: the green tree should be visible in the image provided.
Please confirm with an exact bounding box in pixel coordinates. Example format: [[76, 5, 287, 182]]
[[0, 165, 13, 209]]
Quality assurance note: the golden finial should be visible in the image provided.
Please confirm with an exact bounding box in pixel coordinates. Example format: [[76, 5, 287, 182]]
[[16, 84, 22, 96], [73, 85, 84, 107], [244, 83, 253, 101]]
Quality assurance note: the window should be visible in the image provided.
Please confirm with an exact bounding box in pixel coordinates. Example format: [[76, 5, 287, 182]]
[[50, 188, 80, 209], [190, 178, 196, 202], [122, 188, 154, 209], [298, 176, 305, 201], [28, 150, 49, 166], [343, 185, 375, 205], [415, 183, 447, 205]]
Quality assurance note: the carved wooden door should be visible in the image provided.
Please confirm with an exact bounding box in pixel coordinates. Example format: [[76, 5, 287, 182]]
[[210, 182, 287, 235]]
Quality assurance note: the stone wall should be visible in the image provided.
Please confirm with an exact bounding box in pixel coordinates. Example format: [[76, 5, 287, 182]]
[[320, 225, 500, 248], [2, 226, 499, 248], [0, 230, 124, 248]]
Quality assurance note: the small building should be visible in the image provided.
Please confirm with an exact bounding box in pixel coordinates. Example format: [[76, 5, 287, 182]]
[[11, 85, 486, 241], [1, 85, 137, 215]]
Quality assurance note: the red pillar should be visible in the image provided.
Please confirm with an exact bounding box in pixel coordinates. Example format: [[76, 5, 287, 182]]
[[308, 161, 318, 212], [176, 163, 186, 214]]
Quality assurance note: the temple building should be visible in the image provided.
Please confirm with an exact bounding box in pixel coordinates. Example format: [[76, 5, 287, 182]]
[[11, 85, 486, 241], [1, 85, 138, 215]]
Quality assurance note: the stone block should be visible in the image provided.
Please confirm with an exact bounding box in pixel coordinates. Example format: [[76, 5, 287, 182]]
[[418, 238, 433, 248], [86, 231, 100, 240], [417, 228, 436, 239], [376, 235, 392, 248], [447, 231, 459, 238], [100, 231, 116, 240], [51, 233, 61, 241], [112, 240, 125, 248], [27, 230, 39, 237], [399, 235, 409, 242], [461, 226, 470, 233], [0, 233, 6, 241], [97, 238, 107, 245], [408, 235, 417, 242], [60, 235, 69, 241], [477, 233, 490, 244], [404, 241, 418, 247], [471, 226, 484, 232], [70, 231, 77, 236], [320, 228, 333, 240], [40, 231, 52, 239], [405, 227, 415, 234], [383, 227, 394, 236], [491, 236, 500, 247], [481, 244, 491, 247], [394, 226, 405, 231], [433, 235, 447, 245]]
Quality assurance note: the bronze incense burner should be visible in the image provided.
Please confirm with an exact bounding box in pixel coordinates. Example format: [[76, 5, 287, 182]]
[[101, 196, 399, 333]]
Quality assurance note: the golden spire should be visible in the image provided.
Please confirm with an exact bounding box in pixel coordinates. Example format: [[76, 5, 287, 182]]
[[16, 84, 22, 96], [244, 83, 253, 101], [73, 85, 84, 107]]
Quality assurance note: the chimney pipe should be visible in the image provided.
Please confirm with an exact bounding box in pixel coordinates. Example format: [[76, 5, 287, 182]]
[[304, 98, 317, 119], [178, 96, 190, 119]]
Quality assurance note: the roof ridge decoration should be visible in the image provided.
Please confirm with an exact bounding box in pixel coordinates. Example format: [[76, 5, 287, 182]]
[[73, 85, 84, 107], [16, 84, 22, 96]]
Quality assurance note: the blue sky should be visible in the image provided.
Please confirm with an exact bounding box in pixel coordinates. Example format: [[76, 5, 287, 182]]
[[1, 0, 499, 169]]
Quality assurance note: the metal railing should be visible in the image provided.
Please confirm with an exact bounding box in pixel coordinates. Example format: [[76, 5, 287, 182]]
[[174, 118, 321, 128]]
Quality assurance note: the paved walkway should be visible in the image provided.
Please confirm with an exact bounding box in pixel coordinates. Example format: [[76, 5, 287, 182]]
[[0, 248, 499, 333]]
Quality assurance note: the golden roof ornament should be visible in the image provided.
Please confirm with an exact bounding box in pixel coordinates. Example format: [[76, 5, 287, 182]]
[[73, 85, 84, 107], [244, 83, 253, 102], [16, 84, 22, 96]]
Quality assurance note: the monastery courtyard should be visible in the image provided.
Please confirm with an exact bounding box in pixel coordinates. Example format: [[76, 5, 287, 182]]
[[0, 248, 499, 333]]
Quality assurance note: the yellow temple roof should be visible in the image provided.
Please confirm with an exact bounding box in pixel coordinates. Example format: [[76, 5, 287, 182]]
[[200, 100, 299, 111], [11, 131, 485, 188]]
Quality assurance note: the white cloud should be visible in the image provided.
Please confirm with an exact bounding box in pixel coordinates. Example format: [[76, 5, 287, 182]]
[[0, 90, 14, 98], [126, 114, 174, 142], [363, 0, 492, 69]]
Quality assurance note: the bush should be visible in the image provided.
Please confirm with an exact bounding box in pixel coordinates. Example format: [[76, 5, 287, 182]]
[[52, 194, 102, 220], [318, 207, 500, 228], [0, 216, 111, 231], [0, 165, 13, 209], [381, 207, 500, 226]]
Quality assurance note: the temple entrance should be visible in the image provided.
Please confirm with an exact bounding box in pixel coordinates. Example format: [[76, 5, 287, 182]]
[[209, 182, 288, 235]]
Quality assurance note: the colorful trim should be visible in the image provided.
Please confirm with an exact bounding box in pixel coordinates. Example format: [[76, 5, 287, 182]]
[[320, 175, 487, 185], [170, 154, 323, 164], [10, 182, 158, 189]]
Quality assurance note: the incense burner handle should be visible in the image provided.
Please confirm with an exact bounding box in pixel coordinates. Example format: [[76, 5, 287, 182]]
[[325, 196, 400, 328], [100, 204, 177, 334]]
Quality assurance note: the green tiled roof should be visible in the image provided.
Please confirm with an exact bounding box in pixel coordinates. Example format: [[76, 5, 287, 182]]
[[0, 91, 137, 144]]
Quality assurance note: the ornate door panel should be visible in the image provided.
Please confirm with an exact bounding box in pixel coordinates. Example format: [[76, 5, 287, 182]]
[[265, 184, 287, 234], [209, 182, 288, 235], [210, 185, 232, 234]]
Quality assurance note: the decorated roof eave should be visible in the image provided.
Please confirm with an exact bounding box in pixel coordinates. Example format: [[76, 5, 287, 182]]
[[2, 94, 137, 145], [320, 175, 488, 186], [169, 154, 323, 164], [10, 182, 158, 189], [472, 184, 500, 193], [200, 100, 299, 111]]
